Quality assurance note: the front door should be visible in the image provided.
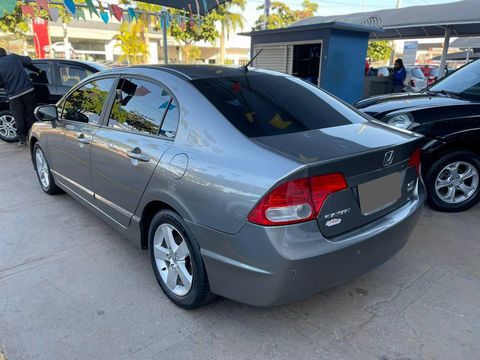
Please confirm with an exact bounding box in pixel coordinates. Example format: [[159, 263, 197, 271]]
[[91, 77, 179, 227], [48, 77, 116, 198]]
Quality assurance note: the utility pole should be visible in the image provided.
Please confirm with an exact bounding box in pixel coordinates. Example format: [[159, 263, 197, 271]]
[[396, 0, 401, 8], [263, 0, 271, 30]]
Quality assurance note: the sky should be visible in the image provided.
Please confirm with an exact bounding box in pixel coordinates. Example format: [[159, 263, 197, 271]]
[[229, 0, 459, 47]]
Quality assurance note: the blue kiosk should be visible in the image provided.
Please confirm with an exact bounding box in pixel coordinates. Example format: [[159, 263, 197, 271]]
[[241, 21, 377, 104]]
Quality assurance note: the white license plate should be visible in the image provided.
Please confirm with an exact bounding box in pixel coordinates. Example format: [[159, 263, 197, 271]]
[[358, 172, 401, 215]]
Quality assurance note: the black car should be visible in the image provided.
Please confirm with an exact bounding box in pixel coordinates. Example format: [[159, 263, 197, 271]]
[[356, 59, 480, 212], [0, 59, 107, 142]]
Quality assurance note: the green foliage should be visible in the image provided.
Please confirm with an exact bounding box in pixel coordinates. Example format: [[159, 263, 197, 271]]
[[367, 41, 393, 62], [169, 10, 219, 46], [253, 0, 318, 31]]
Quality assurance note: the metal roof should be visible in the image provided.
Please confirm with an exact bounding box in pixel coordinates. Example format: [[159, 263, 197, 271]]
[[291, 0, 480, 39], [450, 37, 480, 48], [240, 21, 378, 37]]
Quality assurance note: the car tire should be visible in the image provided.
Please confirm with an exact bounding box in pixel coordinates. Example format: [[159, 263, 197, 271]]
[[33, 143, 62, 195], [0, 110, 19, 142], [149, 210, 215, 309], [425, 150, 480, 212]]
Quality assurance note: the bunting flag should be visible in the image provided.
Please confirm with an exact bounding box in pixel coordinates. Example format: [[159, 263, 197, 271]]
[[127, 7, 136, 22], [99, 11, 109, 24], [0, 0, 17, 17], [97, 0, 105, 13], [63, 0, 76, 18], [77, 7, 86, 20], [110, 4, 123, 22], [37, 0, 49, 11], [85, 0, 99, 17], [21, 5, 35, 16], [48, 7, 60, 21]]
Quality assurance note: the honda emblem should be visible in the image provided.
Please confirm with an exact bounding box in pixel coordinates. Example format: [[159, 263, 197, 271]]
[[383, 150, 394, 167]]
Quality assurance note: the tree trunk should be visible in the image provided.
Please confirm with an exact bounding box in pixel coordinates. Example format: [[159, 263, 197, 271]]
[[219, 23, 226, 65]]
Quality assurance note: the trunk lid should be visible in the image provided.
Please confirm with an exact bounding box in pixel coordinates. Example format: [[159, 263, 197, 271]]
[[253, 122, 423, 238]]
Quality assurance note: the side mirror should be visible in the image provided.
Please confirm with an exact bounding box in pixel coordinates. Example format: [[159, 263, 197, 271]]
[[34, 104, 58, 122]]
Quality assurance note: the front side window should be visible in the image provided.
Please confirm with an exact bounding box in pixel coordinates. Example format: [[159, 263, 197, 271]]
[[108, 78, 173, 136], [59, 64, 93, 87], [192, 73, 366, 138], [430, 60, 480, 100], [62, 77, 115, 124], [26, 63, 51, 84]]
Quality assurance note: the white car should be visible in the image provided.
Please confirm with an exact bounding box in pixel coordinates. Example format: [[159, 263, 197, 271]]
[[404, 66, 428, 92], [43, 42, 75, 56]]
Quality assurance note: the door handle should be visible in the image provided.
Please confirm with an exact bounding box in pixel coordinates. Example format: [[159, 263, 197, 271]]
[[127, 147, 150, 162], [77, 134, 90, 145]]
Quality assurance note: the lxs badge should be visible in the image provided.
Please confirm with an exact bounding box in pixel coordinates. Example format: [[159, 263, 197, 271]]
[[326, 218, 342, 227]]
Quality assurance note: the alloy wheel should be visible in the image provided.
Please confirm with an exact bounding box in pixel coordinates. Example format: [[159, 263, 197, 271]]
[[435, 161, 479, 204], [0, 114, 17, 140], [35, 148, 50, 189], [153, 223, 193, 296]]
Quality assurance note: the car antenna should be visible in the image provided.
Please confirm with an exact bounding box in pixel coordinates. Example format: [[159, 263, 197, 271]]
[[243, 49, 263, 72]]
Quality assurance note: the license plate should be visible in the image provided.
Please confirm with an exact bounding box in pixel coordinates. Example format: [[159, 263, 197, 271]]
[[358, 172, 401, 215]]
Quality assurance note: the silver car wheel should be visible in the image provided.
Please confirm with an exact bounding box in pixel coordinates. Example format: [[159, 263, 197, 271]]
[[435, 161, 479, 204], [0, 114, 17, 140], [35, 148, 50, 189], [153, 223, 193, 296]]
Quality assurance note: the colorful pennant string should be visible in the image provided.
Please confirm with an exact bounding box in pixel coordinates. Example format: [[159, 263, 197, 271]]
[[0, 0, 17, 17], [48, 7, 60, 21], [110, 4, 123, 22], [21, 5, 34, 16], [63, 0, 77, 17]]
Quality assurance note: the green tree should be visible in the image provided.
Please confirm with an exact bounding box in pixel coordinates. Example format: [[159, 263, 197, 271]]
[[169, 11, 219, 63], [216, 0, 246, 64], [367, 40, 393, 62], [115, 20, 148, 64], [253, 0, 318, 31]]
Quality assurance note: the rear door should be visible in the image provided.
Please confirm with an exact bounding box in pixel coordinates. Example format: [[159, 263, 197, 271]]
[[90, 76, 179, 227], [56, 62, 96, 102], [48, 76, 116, 198], [26, 61, 56, 104]]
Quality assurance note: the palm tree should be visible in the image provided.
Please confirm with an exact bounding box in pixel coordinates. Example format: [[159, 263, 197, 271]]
[[115, 21, 148, 65], [216, 0, 246, 65]]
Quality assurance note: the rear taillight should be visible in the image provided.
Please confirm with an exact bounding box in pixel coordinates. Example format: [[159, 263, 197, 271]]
[[409, 148, 422, 176], [247, 173, 347, 226]]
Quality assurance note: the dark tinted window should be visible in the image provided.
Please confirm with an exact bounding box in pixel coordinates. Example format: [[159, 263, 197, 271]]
[[26, 63, 51, 84], [62, 77, 115, 124], [59, 64, 93, 86], [108, 78, 172, 136], [192, 73, 365, 138]]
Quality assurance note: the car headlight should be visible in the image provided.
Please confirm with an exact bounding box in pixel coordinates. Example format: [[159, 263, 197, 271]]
[[387, 113, 414, 129]]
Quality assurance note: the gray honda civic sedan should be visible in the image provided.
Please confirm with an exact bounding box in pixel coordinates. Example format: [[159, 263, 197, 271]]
[[29, 65, 425, 308]]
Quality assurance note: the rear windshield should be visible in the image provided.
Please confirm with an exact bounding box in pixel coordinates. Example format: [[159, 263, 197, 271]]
[[191, 73, 366, 138], [410, 68, 425, 79]]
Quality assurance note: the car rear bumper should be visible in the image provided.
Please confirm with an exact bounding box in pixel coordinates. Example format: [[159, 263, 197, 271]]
[[188, 181, 426, 307]]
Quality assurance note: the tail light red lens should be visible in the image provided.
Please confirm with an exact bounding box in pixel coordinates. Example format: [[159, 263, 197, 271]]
[[247, 173, 347, 226], [409, 148, 422, 176]]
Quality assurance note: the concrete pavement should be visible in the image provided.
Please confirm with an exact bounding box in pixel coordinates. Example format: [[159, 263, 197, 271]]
[[1, 140, 479, 360]]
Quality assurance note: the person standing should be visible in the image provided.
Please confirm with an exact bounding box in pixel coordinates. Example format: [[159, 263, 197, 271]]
[[392, 58, 407, 93], [0, 47, 37, 146]]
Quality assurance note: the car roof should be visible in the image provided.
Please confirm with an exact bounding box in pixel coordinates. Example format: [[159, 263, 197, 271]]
[[32, 59, 108, 71], [107, 64, 272, 81]]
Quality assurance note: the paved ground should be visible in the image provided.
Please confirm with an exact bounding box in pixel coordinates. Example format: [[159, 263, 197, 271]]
[[1, 140, 479, 360]]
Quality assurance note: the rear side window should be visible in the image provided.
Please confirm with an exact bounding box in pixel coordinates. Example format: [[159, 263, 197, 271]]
[[192, 74, 365, 138], [59, 64, 92, 86], [108, 78, 176, 137], [62, 77, 115, 124]]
